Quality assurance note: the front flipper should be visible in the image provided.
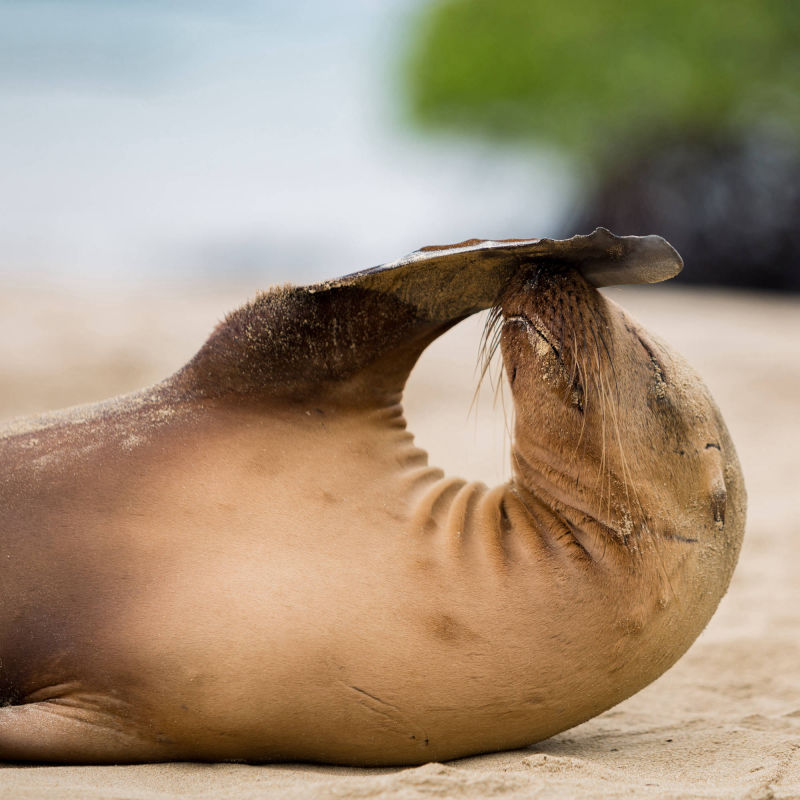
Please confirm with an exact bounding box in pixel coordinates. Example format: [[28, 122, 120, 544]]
[[328, 226, 682, 320], [177, 229, 681, 402], [0, 701, 174, 764]]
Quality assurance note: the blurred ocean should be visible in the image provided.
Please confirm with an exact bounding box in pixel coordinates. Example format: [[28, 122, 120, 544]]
[[0, 0, 571, 288]]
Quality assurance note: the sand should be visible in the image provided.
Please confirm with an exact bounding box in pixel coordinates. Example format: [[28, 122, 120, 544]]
[[0, 282, 798, 799]]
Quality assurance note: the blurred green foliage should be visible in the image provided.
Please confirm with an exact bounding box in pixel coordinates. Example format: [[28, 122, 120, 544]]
[[405, 0, 800, 160]]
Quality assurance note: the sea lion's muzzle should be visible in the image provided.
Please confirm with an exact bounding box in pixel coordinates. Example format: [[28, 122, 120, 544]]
[[493, 265, 608, 415]]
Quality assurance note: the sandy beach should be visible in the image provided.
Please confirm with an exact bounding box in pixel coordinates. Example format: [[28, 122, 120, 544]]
[[1, 281, 798, 799]]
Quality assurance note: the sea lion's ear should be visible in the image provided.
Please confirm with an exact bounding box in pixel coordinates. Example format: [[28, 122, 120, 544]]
[[317, 228, 682, 326]]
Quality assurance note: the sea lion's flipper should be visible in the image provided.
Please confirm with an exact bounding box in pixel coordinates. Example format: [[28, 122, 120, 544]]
[[179, 229, 682, 402], [325, 227, 682, 323], [0, 702, 171, 763]]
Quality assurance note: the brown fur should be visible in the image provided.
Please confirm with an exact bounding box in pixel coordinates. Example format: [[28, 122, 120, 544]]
[[0, 233, 744, 765], [177, 285, 433, 400]]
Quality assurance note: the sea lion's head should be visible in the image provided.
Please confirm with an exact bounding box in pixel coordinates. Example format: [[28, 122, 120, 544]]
[[493, 262, 745, 585]]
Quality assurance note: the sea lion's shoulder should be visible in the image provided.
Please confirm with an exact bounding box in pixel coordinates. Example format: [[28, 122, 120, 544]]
[[176, 282, 423, 400]]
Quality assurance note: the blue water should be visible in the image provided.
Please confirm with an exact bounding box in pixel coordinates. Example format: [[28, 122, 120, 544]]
[[0, 0, 571, 287]]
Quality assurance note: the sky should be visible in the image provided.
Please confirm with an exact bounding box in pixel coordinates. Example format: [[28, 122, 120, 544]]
[[0, 0, 570, 287]]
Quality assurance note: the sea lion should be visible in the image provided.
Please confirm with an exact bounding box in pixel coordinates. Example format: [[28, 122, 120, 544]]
[[0, 229, 745, 765]]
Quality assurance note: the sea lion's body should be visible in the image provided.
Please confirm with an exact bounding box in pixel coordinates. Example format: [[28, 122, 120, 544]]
[[0, 231, 745, 764]]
